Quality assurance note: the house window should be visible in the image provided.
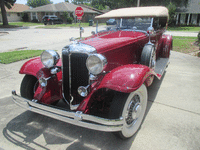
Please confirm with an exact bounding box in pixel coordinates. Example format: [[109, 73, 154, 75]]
[[180, 14, 186, 24], [191, 14, 197, 25], [31, 12, 38, 20]]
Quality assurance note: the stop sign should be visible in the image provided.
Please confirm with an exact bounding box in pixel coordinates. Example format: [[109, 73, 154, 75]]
[[75, 7, 84, 19]]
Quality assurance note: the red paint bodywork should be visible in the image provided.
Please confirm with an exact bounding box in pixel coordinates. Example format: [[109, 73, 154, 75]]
[[19, 27, 172, 111]]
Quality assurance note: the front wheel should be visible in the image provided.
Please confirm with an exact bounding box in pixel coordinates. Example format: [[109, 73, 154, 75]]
[[20, 75, 38, 100], [109, 84, 148, 139]]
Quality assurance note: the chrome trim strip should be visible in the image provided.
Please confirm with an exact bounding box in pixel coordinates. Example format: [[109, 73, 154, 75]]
[[12, 91, 124, 132], [61, 47, 70, 105]]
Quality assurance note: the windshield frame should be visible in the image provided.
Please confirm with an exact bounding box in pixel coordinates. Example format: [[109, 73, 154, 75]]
[[96, 17, 154, 35]]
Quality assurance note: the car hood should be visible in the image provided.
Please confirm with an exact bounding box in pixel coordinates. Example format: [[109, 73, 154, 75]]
[[81, 30, 147, 53]]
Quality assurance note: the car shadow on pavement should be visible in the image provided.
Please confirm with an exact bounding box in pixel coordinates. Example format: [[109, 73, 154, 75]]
[[2, 73, 166, 150], [146, 71, 166, 115]]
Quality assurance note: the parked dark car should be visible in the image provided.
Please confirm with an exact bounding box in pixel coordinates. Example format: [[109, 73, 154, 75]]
[[106, 19, 116, 25], [42, 15, 63, 25], [12, 6, 172, 139]]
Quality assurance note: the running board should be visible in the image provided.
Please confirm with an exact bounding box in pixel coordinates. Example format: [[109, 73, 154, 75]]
[[155, 58, 169, 77]]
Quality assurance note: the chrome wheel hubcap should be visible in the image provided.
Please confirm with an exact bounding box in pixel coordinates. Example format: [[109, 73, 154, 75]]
[[125, 95, 141, 126]]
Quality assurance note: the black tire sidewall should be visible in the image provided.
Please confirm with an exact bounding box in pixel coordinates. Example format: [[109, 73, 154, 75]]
[[20, 75, 37, 100], [141, 44, 155, 68]]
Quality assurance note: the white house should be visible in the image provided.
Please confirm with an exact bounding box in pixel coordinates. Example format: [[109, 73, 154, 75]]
[[0, 3, 29, 22], [176, 0, 200, 26]]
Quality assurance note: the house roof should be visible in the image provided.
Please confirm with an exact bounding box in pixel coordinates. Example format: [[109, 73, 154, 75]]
[[176, 0, 200, 14], [25, 2, 100, 14], [95, 6, 169, 19], [78, 4, 106, 14], [4, 3, 29, 12]]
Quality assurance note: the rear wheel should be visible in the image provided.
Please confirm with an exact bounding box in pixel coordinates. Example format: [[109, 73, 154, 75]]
[[20, 75, 38, 100], [109, 84, 148, 139]]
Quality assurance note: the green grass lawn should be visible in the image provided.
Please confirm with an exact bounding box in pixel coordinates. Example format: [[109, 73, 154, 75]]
[[173, 36, 199, 54], [0, 50, 44, 64], [167, 26, 200, 32], [0, 22, 43, 28]]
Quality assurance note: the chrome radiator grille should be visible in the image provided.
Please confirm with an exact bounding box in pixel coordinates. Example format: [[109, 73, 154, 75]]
[[62, 50, 89, 104]]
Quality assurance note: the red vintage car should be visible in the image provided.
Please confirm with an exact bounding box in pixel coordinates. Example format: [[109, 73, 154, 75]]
[[12, 6, 172, 139]]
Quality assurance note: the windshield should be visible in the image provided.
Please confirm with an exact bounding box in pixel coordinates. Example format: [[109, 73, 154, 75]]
[[102, 18, 152, 31]]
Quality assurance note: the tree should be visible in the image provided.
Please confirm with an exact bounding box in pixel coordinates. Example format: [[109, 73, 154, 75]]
[[72, 0, 91, 4], [167, 2, 176, 26], [65, 0, 69, 2], [71, 0, 189, 11], [0, 0, 16, 25], [27, 0, 53, 8]]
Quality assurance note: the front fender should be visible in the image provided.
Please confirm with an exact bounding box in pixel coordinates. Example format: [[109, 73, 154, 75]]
[[19, 57, 62, 77], [19, 57, 63, 104], [19, 57, 44, 77], [97, 64, 155, 93]]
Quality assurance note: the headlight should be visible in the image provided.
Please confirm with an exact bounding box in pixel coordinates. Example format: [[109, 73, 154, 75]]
[[41, 50, 60, 68], [86, 54, 107, 75]]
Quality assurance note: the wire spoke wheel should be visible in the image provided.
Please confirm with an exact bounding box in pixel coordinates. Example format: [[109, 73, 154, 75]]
[[109, 84, 148, 139]]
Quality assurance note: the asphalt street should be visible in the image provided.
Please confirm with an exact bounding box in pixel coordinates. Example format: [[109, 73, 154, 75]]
[[0, 26, 200, 150]]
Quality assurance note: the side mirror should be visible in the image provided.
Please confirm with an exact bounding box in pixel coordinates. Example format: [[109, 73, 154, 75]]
[[80, 27, 84, 33], [147, 26, 155, 35], [132, 26, 137, 30], [106, 27, 111, 31], [91, 31, 95, 35], [69, 37, 75, 42]]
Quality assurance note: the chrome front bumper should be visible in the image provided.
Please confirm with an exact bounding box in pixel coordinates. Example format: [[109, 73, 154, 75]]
[[12, 90, 124, 132]]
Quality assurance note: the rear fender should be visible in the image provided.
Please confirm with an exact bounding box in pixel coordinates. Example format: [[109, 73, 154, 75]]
[[160, 34, 173, 58], [97, 64, 156, 93]]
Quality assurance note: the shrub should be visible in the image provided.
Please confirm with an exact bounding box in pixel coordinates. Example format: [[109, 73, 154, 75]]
[[67, 17, 73, 24], [198, 31, 200, 42], [22, 13, 29, 22], [31, 19, 38, 23]]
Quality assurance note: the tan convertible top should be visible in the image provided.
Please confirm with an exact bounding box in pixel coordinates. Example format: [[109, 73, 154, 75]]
[[95, 6, 169, 19]]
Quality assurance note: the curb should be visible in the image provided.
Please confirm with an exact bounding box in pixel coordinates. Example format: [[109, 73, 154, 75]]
[[0, 32, 9, 36]]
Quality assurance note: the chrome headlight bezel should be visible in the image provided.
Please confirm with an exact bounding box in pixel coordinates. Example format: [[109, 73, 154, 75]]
[[41, 50, 60, 68], [86, 54, 107, 75]]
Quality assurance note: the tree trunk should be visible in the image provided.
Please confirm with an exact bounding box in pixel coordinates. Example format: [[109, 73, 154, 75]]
[[0, 0, 9, 25]]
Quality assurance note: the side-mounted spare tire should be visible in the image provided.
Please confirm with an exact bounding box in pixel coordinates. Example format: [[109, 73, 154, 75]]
[[141, 44, 156, 69]]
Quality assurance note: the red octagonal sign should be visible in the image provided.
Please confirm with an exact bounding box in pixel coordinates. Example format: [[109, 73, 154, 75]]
[[75, 7, 84, 19]]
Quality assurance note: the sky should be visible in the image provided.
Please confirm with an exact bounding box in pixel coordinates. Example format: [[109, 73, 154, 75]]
[[16, 0, 72, 5]]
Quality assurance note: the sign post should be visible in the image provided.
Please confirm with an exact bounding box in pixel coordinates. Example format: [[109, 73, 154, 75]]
[[75, 7, 84, 39]]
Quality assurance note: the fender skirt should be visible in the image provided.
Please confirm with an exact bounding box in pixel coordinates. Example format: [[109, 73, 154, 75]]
[[97, 64, 156, 93]]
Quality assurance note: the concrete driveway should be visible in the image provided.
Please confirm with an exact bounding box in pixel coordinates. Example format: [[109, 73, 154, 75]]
[[0, 27, 200, 150], [0, 25, 98, 53]]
